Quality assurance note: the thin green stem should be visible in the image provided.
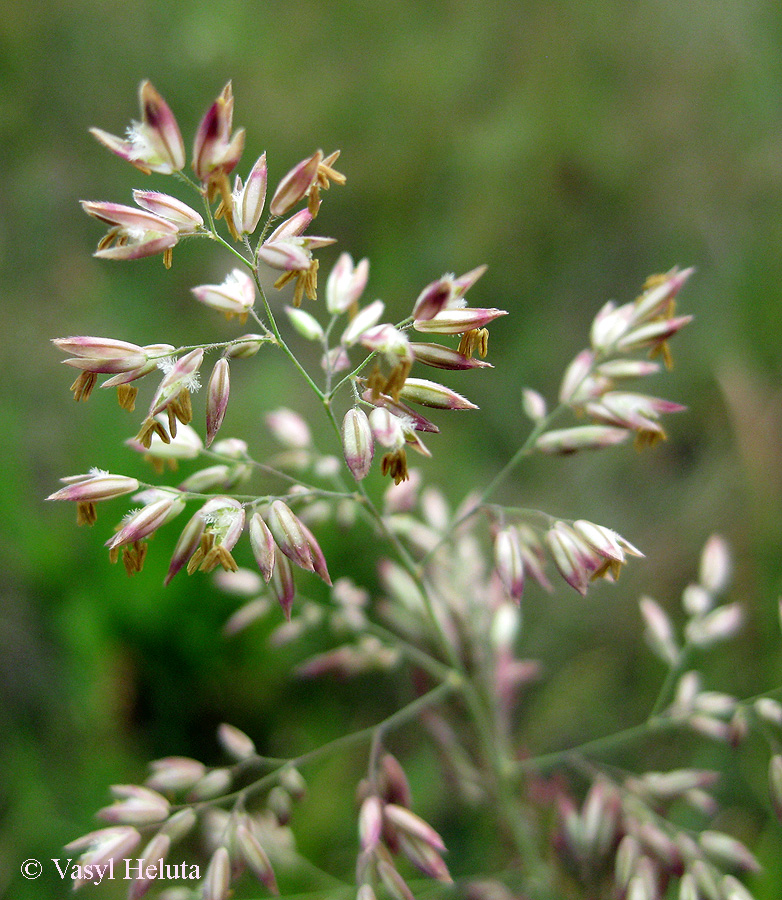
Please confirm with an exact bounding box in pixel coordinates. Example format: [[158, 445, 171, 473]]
[[249, 302, 326, 402], [183, 680, 458, 813], [173, 170, 205, 194], [512, 715, 682, 775], [322, 313, 339, 395], [511, 681, 782, 780], [200, 446, 355, 499], [198, 446, 305, 487], [189, 180, 256, 269], [149, 336, 274, 358], [479, 405, 568, 502], [328, 351, 377, 401], [208, 228, 257, 267]]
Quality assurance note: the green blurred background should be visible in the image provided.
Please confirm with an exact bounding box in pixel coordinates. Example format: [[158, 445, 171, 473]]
[[3, 0, 782, 896]]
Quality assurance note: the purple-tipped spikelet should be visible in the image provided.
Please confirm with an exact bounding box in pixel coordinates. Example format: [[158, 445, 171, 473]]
[[266, 501, 314, 573], [413, 307, 507, 335], [81, 200, 180, 263], [535, 425, 630, 455], [266, 208, 313, 242], [235, 823, 278, 894], [411, 278, 453, 322], [232, 153, 268, 235], [410, 342, 493, 370], [132, 190, 203, 232], [341, 299, 386, 346], [145, 757, 206, 794], [47, 471, 140, 504], [192, 270, 255, 320], [249, 513, 276, 583], [265, 501, 329, 583], [202, 846, 231, 900], [47, 470, 140, 527], [398, 378, 478, 411], [165, 508, 206, 585], [545, 522, 600, 596], [411, 265, 488, 320], [206, 358, 230, 447], [270, 553, 296, 621], [105, 491, 185, 553], [299, 520, 332, 585], [270, 151, 322, 217], [369, 408, 406, 450], [326, 252, 369, 314], [90, 80, 185, 174], [127, 832, 172, 900], [257, 238, 313, 272], [361, 390, 440, 433], [53, 336, 148, 374], [64, 827, 142, 889], [217, 722, 256, 761], [342, 407, 375, 480], [192, 82, 245, 186], [97, 785, 170, 826], [494, 527, 525, 602]]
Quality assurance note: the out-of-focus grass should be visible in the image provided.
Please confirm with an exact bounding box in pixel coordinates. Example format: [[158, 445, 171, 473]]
[[2, 1, 782, 896]]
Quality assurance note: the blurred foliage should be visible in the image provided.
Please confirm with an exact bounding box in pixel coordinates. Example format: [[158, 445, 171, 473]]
[[2, 0, 782, 897]]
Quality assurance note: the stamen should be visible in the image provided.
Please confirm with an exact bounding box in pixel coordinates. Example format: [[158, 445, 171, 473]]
[[97, 231, 118, 251], [274, 271, 296, 290], [117, 385, 138, 411], [458, 329, 482, 358], [70, 371, 97, 402], [174, 389, 193, 424], [166, 405, 178, 439], [77, 501, 98, 526], [122, 540, 148, 576], [366, 365, 386, 399], [136, 417, 167, 449], [200, 547, 221, 573], [146, 455, 165, 475], [383, 360, 412, 402], [218, 546, 238, 572], [381, 449, 409, 484], [187, 534, 214, 575], [304, 259, 319, 302], [153, 419, 171, 443], [292, 273, 305, 309], [307, 183, 321, 216]]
